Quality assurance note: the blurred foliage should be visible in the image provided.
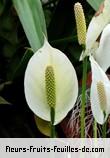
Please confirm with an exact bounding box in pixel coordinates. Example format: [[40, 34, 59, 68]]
[[0, 0, 95, 137]]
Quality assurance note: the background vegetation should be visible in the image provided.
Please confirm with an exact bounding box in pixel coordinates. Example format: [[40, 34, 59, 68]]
[[0, 0, 102, 137]]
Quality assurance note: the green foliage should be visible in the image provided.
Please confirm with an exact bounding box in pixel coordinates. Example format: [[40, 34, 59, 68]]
[[12, 0, 47, 52], [87, 0, 104, 10]]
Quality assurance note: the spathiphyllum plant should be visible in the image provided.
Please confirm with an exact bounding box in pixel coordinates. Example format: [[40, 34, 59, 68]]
[[74, 0, 110, 138], [79, 0, 110, 138], [23, 0, 110, 138], [84, 0, 110, 125], [24, 38, 78, 137]]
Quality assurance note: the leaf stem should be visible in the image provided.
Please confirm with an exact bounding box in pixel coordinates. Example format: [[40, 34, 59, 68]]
[[50, 107, 55, 138], [81, 57, 87, 138], [93, 120, 97, 138], [102, 121, 107, 138]]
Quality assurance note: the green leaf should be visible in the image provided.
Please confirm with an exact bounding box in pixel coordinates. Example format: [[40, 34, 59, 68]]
[[12, 0, 47, 52], [87, 0, 104, 11], [0, 96, 11, 105]]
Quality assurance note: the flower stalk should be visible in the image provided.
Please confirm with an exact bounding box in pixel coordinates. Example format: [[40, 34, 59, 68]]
[[102, 119, 107, 138], [81, 56, 87, 137], [74, 2, 87, 138], [50, 107, 55, 137], [93, 120, 97, 138]]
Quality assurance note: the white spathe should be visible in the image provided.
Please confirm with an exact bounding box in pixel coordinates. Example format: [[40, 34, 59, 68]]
[[94, 24, 110, 72], [24, 39, 78, 125], [90, 56, 110, 124], [81, 23, 110, 72], [86, 0, 110, 51]]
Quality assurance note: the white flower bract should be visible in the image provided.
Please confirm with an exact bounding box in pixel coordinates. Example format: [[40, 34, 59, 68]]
[[90, 56, 110, 124], [94, 24, 110, 72], [24, 39, 78, 125], [86, 0, 110, 51]]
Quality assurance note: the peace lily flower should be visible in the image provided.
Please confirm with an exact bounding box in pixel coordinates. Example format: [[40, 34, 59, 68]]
[[80, 0, 110, 62], [24, 39, 78, 125], [90, 56, 110, 124]]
